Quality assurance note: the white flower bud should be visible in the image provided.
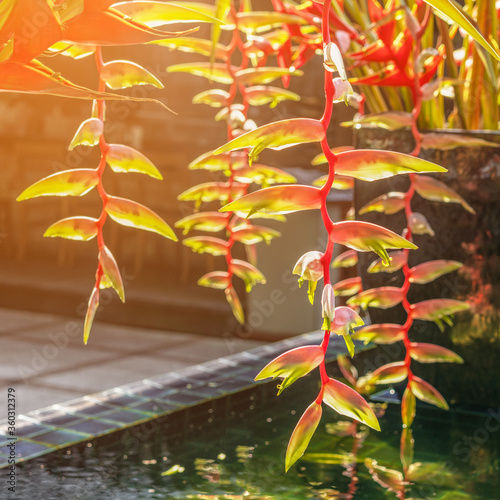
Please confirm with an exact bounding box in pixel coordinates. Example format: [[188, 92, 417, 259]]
[[321, 284, 335, 330], [293, 251, 324, 282]]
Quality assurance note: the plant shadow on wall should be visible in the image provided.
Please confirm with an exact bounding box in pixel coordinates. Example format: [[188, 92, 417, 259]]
[[1, 0, 500, 486]]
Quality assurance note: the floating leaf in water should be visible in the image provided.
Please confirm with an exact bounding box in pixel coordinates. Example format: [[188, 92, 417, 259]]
[[332, 277, 362, 297], [411, 298, 470, 331], [323, 378, 380, 430], [413, 175, 475, 213], [421, 132, 500, 151], [69, 118, 103, 149], [409, 376, 449, 410], [365, 458, 408, 492], [175, 212, 229, 235], [409, 260, 462, 284], [106, 144, 162, 179], [367, 251, 407, 274], [231, 259, 266, 292], [410, 342, 464, 363], [285, 402, 322, 472], [183, 236, 228, 256], [161, 464, 185, 476], [106, 196, 177, 240], [220, 185, 321, 216], [359, 192, 406, 215], [352, 323, 406, 344], [213, 118, 324, 164], [44, 217, 98, 241], [198, 271, 230, 290], [333, 150, 446, 181], [101, 60, 163, 89], [332, 250, 358, 268], [17, 169, 99, 200], [347, 286, 404, 310], [231, 225, 281, 245], [369, 361, 407, 385], [330, 221, 417, 265], [99, 246, 125, 302], [255, 345, 324, 395]]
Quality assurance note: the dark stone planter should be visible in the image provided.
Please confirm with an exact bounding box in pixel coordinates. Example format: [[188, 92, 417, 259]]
[[353, 127, 500, 407]]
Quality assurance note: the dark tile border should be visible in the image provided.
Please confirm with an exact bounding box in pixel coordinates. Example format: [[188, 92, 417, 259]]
[[0, 331, 370, 467]]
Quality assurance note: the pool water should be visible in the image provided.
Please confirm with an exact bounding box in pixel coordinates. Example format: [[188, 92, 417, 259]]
[[15, 380, 500, 500]]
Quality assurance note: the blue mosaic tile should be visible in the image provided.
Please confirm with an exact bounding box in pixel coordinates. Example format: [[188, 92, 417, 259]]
[[89, 393, 148, 408], [64, 419, 120, 436], [130, 400, 178, 414], [66, 401, 117, 418], [31, 429, 90, 447], [0, 440, 52, 461], [15, 422, 56, 438], [97, 409, 152, 425], [156, 391, 205, 406]]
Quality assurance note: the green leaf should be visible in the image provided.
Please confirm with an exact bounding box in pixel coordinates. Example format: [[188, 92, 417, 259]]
[[44, 216, 98, 241], [167, 62, 236, 84], [285, 402, 322, 472], [347, 286, 404, 310], [352, 323, 406, 345], [359, 192, 406, 215], [323, 377, 380, 430], [236, 11, 307, 33], [114, 1, 222, 26], [69, 118, 103, 150], [329, 221, 417, 265], [367, 251, 407, 274], [369, 362, 408, 385], [235, 67, 303, 85], [246, 85, 300, 108], [231, 225, 281, 245], [409, 342, 464, 363], [409, 260, 462, 284], [231, 259, 266, 292], [101, 60, 163, 90], [423, 0, 500, 61], [421, 132, 500, 151], [225, 287, 245, 325], [211, 0, 231, 64], [17, 169, 99, 200], [175, 212, 229, 235], [197, 271, 230, 289], [332, 250, 358, 269], [183, 236, 228, 256], [401, 388, 416, 428], [411, 298, 470, 331], [213, 118, 324, 164], [344, 334, 355, 358], [105, 196, 178, 241], [220, 185, 321, 216], [178, 182, 247, 207], [83, 287, 99, 345], [151, 38, 227, 60], [341, 111, 414, 130], [333, 150, 447, 181], [233, 164, 297, 187], [409, 376, 449, 410], [99, 246, 125, 303], [413, 175, 475, 213], [255, 345, 324, 394], [192, 89, 230, 107], [106, 144, 162, 179], [188, 151, 246, 172]]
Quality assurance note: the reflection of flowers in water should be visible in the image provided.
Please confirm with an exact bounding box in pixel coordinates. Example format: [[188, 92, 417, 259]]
[[453, 236, 500, 345]]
